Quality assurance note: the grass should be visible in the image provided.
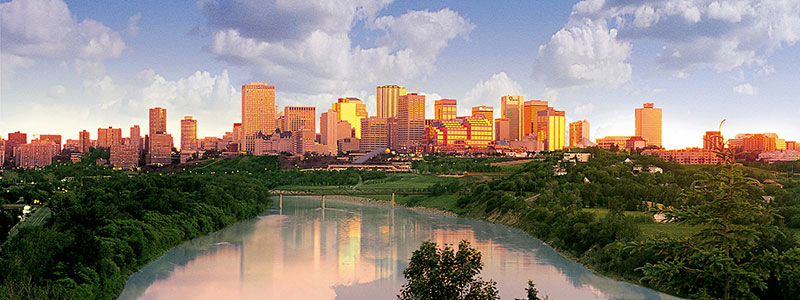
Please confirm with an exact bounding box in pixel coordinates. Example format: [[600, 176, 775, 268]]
[[362, 193, 460, 212], [582, 208, 700, 239]]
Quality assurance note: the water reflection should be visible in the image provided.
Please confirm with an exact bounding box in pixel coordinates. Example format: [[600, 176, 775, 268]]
[[118, 197, 681, 300]]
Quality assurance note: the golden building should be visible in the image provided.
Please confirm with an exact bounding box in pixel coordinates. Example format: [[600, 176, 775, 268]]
[[242, 82, 276, 153], [501, 95, 524, 141], [536, 108, 565, 151], [743, 133, 776, 152], [397, 93, 426, 150], [181, 116, 198, 152], [282, 106, 316, 132], [635, 103, 662, 147], [523, 100, 548, 137], [703, 131, 723, 151], [332, 97, 368, 138], [360, 117, 389, 152], [459, 116, 493, 148], [434, 99, 457, 121], [569, 120, 590, 148], [472, 106, 494, 140], [596, 136, 631, 150], [376, 85, 406, 118]]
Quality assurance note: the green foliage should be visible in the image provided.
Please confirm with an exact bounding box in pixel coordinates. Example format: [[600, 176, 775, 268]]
[[515, 280, 550, 300], [413, 156, 505, 174], [399, 240, 499, 300]]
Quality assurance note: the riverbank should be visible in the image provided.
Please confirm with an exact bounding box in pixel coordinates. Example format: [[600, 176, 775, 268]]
[[317, 195, 459, 217]]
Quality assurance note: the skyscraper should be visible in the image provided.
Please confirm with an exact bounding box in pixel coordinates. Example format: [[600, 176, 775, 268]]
[[149, 107, 167, 136], [376, 85, 407, 118], [97, 127, 122, 148], [242, 82, 276, 153], [472, 106, 494, 140], [39, 135, 62, 151], [501, 95, 523, 141], [397, 93, 426, 150], [130, 125, 142, 150], [537, 108, 566, 151], [79, 130, 91, 153], [283, 106, 316, 132], [181, 116, 197, 152], [523, 100, 548, 137], [569, 120, 590, 148], [360, 117, 389, 152], [703, 131, 723, 151], [495, 118, 510, 142], [6, 131, 27, 159], [434, 99, 457, 121], [332, 97, 368, 138], [635, 103, 662, 147]]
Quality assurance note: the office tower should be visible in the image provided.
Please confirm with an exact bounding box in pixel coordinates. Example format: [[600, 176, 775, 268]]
[[703, 131, 723, 151], [523, 100, 548, 137], [537, 107, 565, 151], [130, 125, 142, 150], [495, 118, 510, 142], [569, 120, 590, 148], [242, 82, 276, 153], [39, 135, 62, 151], [397, 93, 426, 150], [426, 116, 493, 149], [149, 107, 167, 136], [635, 103, 662, 147], [434, 99, 457, 121], [110, 144, 139, 169], [282, 106, 316, 132], [6, 131, 27, 159], [0, 139, 4, 166], [501, 95, 524, 141], [79, 130, 91, 153], [97, 127, 122, 148], [332, 97, 368, 138], [148, 133, 173, 165], [360, 117, 390, 152], [472, 106, 494, 140], [181, 116, 198, 152], [743, 134, 776, 152], [14, 139, 59, 169], [376, 85, 407, 118]]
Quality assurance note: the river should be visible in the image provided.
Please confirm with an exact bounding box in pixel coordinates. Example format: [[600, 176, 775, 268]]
[[118, 196, 681, 300]]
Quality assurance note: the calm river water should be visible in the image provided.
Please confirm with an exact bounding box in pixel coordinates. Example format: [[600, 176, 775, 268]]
[[118, 197, 681, 300]]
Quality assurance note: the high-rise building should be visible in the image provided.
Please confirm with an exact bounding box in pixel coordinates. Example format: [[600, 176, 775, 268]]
[[361, 117, 390, 152], [569, 120, 590, 148], [0, 139, 4, 166], [14, 139, 58, 169], [97, 127, 122, 148], [321, 109, 353, 154], [148, 133, 173, 165], [110, 144, 139, 169], [536, 108, 565, 151], [79, 130, 91, 153], [376, 85, 407, 118], [130, 125, 142, 151], [39, 135, 62, 151], [181, 116, 198, 152], [242, 82, 276, 153], [282, 106, 316, 132], [149, 107, 167, 136], [523, 100, 548, 137], [397, 93, 426, 150], [332, 97, 368, 138], [743, 134, 776, 153], [786, 141, 797, 151], [434, 99, 457, 121], [472, 106, 494, 140], [703, 131, 723, 151], [501, 96, 524, 141], [635, 103, 662, 147], [6, 131, 27, 159], [495, 118, 510, 142]]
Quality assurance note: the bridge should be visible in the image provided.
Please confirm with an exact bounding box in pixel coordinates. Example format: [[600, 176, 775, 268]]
[[270, 190, 430, 209]]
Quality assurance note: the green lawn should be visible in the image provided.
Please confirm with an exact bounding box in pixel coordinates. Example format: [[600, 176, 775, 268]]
[[582, 208, 699, 239]]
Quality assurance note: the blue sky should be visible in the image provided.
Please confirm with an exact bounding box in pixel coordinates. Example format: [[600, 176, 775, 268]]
[[1, 0, 798, 149]]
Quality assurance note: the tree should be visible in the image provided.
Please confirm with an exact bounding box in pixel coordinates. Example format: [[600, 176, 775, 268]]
[[398, 240, 499, 300], [515, 280, 550, 300], [638, 145, 783, 300]]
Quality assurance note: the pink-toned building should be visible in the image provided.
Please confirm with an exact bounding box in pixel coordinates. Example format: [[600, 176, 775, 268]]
[[626, 136, 647, 150], [643, 148, 722, 165], [14, 140, 59, 169], [130, 125, 142, 151], [397, 93, 426, 151], [254, 129, 294, 155], [494, 118, 510, 142], [97, 127, 122, 148], [6, 131, 27, 159], [39, 135, 62, 151], [148, 133, 173, 165], [110, 144, 140, 169], [79, 130, 91, 153], [361, 117, 390, 152]]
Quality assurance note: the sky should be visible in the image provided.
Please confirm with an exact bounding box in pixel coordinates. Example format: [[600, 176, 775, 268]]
[[1, 0, 799, 150]]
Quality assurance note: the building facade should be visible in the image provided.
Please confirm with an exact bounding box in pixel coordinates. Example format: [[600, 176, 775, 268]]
[[397, 93, 426, 151], [376, 85, 406, 118], [39, 135, 62, 151], [79, 130, 91, 153], [569, 120, 590, 148], [6, 131, 27, 159], [361, 117, 389, 152], [703, 131, 724, 151], [523, 100, 548, 137], [501, 95, 523, 141], [536, 108, 565, 151], [14, 140, 58, 169], [332, 97, 368, 138], [110, 144, 139, 169], [97, 127, 122, 148], [149, 107, 167, 136], [130, 125, 142, 151], [495, 118, 510, 142], [242, 82, 276, 153], [181, 116, 198, 152], [635, 103, 662, 147], [434, 99, 457, 121], [282, 106, 316, 133]]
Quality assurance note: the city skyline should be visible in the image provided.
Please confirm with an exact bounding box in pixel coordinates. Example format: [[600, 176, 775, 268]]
[[1, 0, 799, 149]]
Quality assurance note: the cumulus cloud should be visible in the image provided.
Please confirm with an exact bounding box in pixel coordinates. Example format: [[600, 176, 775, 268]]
[[0, 0, 125, 85], [462, 72, 523, 117], [535, 0, 800, 87], [201, 0, 474, 94], [733, 82, 758, 96]]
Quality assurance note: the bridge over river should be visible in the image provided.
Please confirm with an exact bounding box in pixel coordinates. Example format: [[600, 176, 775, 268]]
[[269, 190, 430, 209]]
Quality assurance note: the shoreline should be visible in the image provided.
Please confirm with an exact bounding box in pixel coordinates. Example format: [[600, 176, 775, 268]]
[[282, 194, 459, 217]]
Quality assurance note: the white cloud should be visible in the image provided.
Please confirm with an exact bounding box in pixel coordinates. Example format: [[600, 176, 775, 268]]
[[733, 82, 758, 96], [574, 103, 595, 116], [533, 18, 632, 88], [48, 85, 67, 98], [202, 1, 474, 94], [0, 0, 125, 85], [536, 0, 800, 87], [128, 13, 141, 37], [462, 72, 523, 117]]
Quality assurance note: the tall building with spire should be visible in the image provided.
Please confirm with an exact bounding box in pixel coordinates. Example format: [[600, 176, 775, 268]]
[[501, 95, 523, 141], [635, 103, 662, 147], [376, 85, 406, 118], [242, 82, 276, 153]]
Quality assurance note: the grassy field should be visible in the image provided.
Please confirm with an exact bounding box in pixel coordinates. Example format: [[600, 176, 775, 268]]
[[363, 193, 460, 212], [583, 207, 700, 239]]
